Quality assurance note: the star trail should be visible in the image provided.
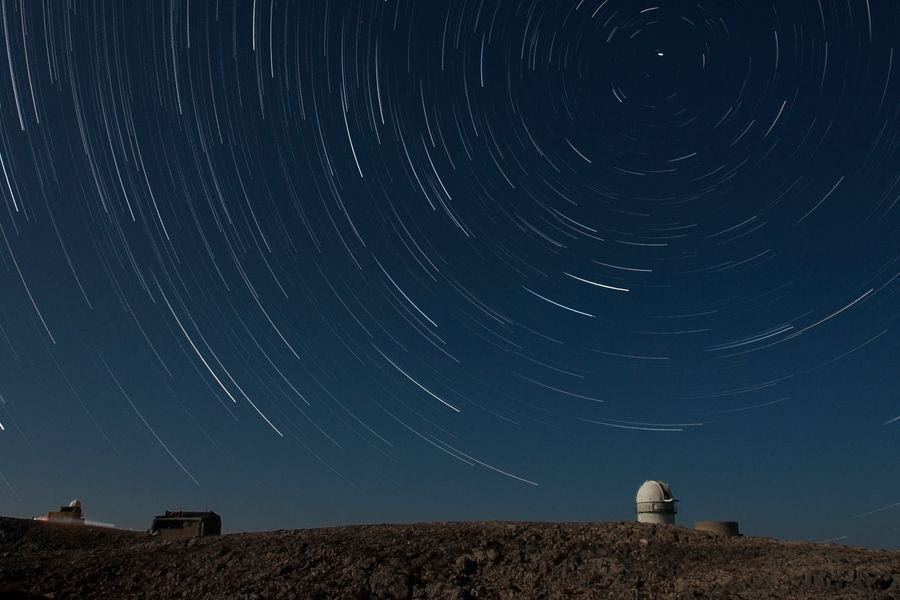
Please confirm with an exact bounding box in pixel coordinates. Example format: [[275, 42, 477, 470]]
[[1, 0, 899, 546]]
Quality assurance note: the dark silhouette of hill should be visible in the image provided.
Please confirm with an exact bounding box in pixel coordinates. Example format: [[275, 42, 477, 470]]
[[1, 516, 898, 599]]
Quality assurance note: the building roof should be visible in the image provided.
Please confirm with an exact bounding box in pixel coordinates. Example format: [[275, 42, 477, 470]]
[[636, 480, 675, 504]]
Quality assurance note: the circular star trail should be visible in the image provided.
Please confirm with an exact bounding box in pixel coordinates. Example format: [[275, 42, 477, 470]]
[[0, 0, 899, 543]]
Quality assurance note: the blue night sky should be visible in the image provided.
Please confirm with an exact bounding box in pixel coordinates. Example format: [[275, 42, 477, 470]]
[[1, 0, 900, 548]]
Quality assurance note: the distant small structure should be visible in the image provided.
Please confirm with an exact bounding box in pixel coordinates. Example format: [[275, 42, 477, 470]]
[[44, 499, 85, 525], [150, 510, 221, 539], [636, 480, 676, 525], [695, 520, 741, 536]]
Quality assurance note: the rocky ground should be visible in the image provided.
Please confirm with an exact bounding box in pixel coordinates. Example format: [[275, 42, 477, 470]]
[[1, 516, 898, 599]]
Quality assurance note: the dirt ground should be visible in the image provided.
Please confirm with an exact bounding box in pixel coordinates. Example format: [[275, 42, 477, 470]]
[[1, 516, 898, 599]]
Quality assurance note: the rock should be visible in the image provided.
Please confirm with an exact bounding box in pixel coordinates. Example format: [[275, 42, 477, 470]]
[[454, 555, 476, 576], [369, 565, 410, 599], [424, 582, 467, 600]]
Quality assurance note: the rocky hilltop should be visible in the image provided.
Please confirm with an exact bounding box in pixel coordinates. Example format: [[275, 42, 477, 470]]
[[1, 516, 898, 599]]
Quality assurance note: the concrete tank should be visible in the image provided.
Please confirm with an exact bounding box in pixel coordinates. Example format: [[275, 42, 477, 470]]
[[636, 480, 676, 525], [695, 521, 741, 536]]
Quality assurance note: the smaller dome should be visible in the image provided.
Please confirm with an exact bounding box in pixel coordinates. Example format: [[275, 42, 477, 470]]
[[68, 499, 82, 508], [636, 480, 674, 504]]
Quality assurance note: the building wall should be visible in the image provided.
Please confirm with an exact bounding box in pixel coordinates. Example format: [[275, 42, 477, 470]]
[[637, 512, 676, 525], [155, 522, 203, 539], [46, 510, 84, 525]]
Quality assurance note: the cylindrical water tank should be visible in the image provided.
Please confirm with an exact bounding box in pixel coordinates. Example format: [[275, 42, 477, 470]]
[[635, 480, 676, 525], [695, 521, 741, 536]]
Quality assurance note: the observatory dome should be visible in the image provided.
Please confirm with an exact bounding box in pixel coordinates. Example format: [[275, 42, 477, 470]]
[[636, 480, 673, 504], [635, 480, 676, 525]]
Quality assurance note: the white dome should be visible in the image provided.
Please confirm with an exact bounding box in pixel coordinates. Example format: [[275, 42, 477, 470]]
[[635, 480, 674, 504], [68, 499, 82, 508], [636, 480, 676, 524]]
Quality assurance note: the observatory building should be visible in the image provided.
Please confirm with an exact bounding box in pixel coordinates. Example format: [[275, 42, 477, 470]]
[[45, 499, 85, 525], [635, 480, 676, 525], [150, 510, 222, 539]]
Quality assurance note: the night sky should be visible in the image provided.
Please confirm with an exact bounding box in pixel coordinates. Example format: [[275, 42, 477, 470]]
[[1, 0, 899, 548]]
